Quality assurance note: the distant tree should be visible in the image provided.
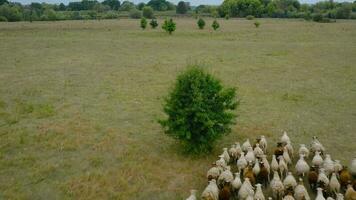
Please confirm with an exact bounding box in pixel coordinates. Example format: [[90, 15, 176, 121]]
[[142, 6, 154, 18], [94, 3, 110, 12], [176, 1, 188, 14], [147, 0, 175, 11], [335, 3, 352, 19], [119, 0, 135, 11], [162, 18, 176, 34], [159, 67, 238, 154], [150, 18, 158, 28], [58, 3, 66, 11], [102, 0, 120, 10], [212, 19, 220, 30], [137, 2, 145, 10], [70, 11, 82, 20], [0, 0, 8, 6], [129, 9, 142, 18], [140, 17, 147, 29], [0, 4, 22, 21], [43, 8, 57, 21], [197, 18, 205, 29]]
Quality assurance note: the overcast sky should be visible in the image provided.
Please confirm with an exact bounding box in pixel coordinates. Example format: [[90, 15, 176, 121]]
[[12, 0, 354, 6]]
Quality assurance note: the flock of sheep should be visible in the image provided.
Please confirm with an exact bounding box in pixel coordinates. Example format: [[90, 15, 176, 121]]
[[185, 132, 356, 200]]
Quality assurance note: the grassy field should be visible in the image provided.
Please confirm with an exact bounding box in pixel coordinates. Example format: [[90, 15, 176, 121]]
[[0, 18, 355, 199]]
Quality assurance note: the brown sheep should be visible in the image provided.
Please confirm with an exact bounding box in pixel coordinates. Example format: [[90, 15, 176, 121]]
[[340, 167, 352, 189], [274, 142, 284, 159], [345, 184, 356, 200], [308, 166, 319, 191], [244, 165, 256, 186], [258, 161, 270, 187], [219, 183, 232, 200]]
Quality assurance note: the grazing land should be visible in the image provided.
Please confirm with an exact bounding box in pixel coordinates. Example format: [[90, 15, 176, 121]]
[[0, 18, 355, 199]]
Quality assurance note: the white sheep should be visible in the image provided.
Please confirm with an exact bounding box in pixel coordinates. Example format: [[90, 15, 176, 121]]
[[271, 171, 284, 200], [327, 197, 335, 200], [271, 155, 279, 172], [254, 144, 264, 158], [283, 194, 296, 200], [229, 144, 238, 161], [261, 154, 271, 175], [232, 172, 242, 191], [334, 160, 343, 174], [298, 144, 310, 158], [283, 146, 292, 166], [295, 154, 309, 177], [260, 135, 268, 154], [216, 155, 227, 171], [311, 136, 325, 155], [285, 141, 294, 159], [324, 154, 335, 176], [281, 131, 291, 144], [312, 151, 324, 167], [283, 172, 297, 190], [207, 164, 221, 180], [239, 178, 255, 200], [218, 166, 234, 186], [222, 148, 230, 164], [316, 188, 326, 200], [247, 194, 255, 200], [279, 156, 288, 180], [235, 142, 243, 157], [201, 179, 219, 200], [351, 157, 356, 176], [336, 193, 344, 200], [254, 183, 265, 200], [318, 168, 330, 187], [330, 172, 341, 194], [294, 178, 310, 200], [246, 147, 256, 164], [242, 139, 252, 153], [253, 159, 261, 176], [237, 153, 248, 171], [186, 189, 197, 200]]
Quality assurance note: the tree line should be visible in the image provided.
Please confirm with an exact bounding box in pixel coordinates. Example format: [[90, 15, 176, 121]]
[[0, 0, 355, 22]]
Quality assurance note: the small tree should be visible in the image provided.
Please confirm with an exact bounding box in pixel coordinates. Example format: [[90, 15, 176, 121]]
[[162, 18, 176, 34], [140, 17, 147, 29], [212, 19, 220, 30], [142, 6, 154, 19], [176, 1, 188, 14], [129, 9, 142, 19], [159, 67, 238, 153], [150, 18, 158, 28], [254, 21, 260, 28], [197, 18, 205, 29]]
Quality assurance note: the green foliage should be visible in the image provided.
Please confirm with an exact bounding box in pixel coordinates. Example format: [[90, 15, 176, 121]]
[[129, 9, 142, 19], [197, 18, 205, 29], [212, 19, 220, 30], [0, 4, 22, 22], [159, 67, 238, 154], [147, 0, 175, 11], [225, 14, 230, 19], [119, 1, 135, 11], [102, 0, 121, 10], [162, 18, 176, 34], [140, 17, 147, 29], [220, 0, 263, 17], [0, 0, 8, 6], [0, 15, 7, 21], [176, 1, 189, 14], [142, 6, 154, 18], [254, 21, 260, 27], [137, 2, 146, 10], [246, 15, 254, 19], [149, 18, 158, 28]]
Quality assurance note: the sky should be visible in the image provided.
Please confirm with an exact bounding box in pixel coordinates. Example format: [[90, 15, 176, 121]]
[[12, 0, 354, 6]]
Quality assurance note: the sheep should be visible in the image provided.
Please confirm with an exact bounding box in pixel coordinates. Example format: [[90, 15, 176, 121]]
[[299, 144, 310, 158], [285, 141, 294, 159], [216, 155, 227, 170], [258, 161, 270, 187], [283, 172, 297, 190], [261, 155, 271, 175], [330, 172, 341, 195], [271, 171, 285, 200], [219, 183, 232, 200], [254, 183, 265, 200], [318, 168, 330, 189], [283, 147, 292, 166], [312, 151, 324, 167], [237, 153, 248, 172], [254, 144, 264, 159], [242, 139, 252, 153], [351, 158, 356, 177], [275, 142, 285, 159], [272, 155, 279, 172], [218, 166, 234, 187], [283, 192, 295, 200], [311, 136, 325, 155], [247, 194, 255, 200], [229, 144, 238, 162], [295, 154, 310, 177], [235, 142, 243, 158], [345, 184, 356, 200], [308, 166, 319, 191], [246, 147, 256, 164], [253, 159, 261, 177], [223, 148, 230, 164], [316, 188, 326, 200], [294, 178, 310, 200], [239, 178, 255, 200], [260, 135, 268, 154], [334, 160, 343, 174], [336, 193, 344, 200], [186, 189, 197, 200], [244, 165, 257, 186], [340, 167, 352, 189], [207, 163, 221, 181], [202, 179, 219, 200], [232, 172, 242, 192], [327, 197, 335, 200], [279, 156, 288, 180], [281, 131, 291, 145], [324, 154, 335, 176]]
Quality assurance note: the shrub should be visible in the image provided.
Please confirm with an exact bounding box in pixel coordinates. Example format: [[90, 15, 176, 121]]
[[246, 15, 255, 20], [312, 13, 323, 22], [212, 19, 220, 30], [162, 18, 176, 34], [129, 9, 142, 19], [225, 14, 230, 20], [0, 15, 7, 21], [197, 18, 205, 29], [149, 18, 158, 28], [140, 17, 147, 29], [142, 6, 154, 18], [254, 21, 260, 28], [159, 67, 238, 154]]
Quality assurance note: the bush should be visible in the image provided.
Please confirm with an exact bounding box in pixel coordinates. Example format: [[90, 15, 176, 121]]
[[142, 6, 154, 18], [225, 14, 230, 20], [254, 21, 260, 27], [212, 19, 220, 30], [312, 13, 323, 22], [176, 1, 188, 14], [140, 17, 147, 29], [197, 18, 205, 29], [149, 18, 158, 28], [159, 67, 238, 153], [246, 15, 255, 20], [0, 15, 7, 21], [129, 9, 142, 19], [162, 18, 176, 34]]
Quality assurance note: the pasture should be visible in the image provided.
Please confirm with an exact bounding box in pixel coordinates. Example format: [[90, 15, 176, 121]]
[[0, 18, 355, 199]]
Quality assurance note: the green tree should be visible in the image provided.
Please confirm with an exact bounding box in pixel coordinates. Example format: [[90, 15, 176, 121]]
[[102, 0, 120, 10], [197, 18, 205, 29], [149, 18, 158, 28], [162, 18, 176, 34], [176, 1, 188, 14], [159, 67, 238, 153], [142, 6, 154, 18], [137, 2, 145, 10], [140, 17, 147, 29], [212, 19, 220, 30], [0, 0, 8, 6], [129, 9, 142, 18]]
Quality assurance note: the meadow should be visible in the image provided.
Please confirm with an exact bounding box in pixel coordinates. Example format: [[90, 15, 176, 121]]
[[0, 18, 355, 199]]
